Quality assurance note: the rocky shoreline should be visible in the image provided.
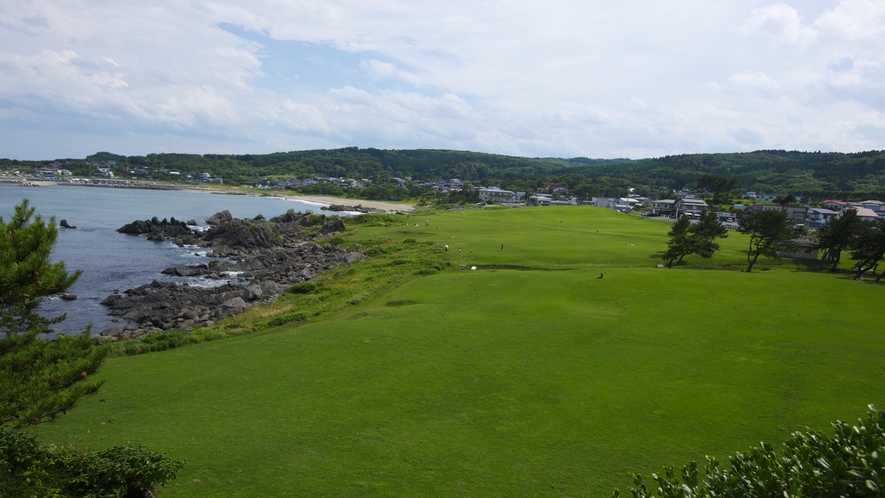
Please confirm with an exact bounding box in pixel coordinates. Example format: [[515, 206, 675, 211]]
[[94, 209, 363, 343]]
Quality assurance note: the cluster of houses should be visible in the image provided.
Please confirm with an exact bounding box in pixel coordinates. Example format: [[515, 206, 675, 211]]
[[268, 176, 468, 192], [269, 176, 373, 190], [477, 182, 579, 206]]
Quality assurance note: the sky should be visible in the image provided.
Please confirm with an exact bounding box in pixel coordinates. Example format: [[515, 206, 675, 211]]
[[1, 0, 884, 160]]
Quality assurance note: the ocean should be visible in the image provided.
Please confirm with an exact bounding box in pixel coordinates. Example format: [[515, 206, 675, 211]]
[[0, 184, 328, 335]]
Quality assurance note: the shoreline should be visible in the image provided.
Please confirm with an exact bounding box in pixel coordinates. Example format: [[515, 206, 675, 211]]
[[181, 186, 415, 213], [2, 176, 415, 213]]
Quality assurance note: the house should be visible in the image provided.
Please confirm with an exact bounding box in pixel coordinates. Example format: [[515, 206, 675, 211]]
[[848, 207, 880, 222], [860, 200, 885, 213], [820, 199, 864, 212], [756, 194, 778, 203], [619, 197, 641, 211], [477, 187, 517, 204], [677, 198, 709, 217], [591, 196, 616, 209], [749, 204, 808, 223], [781, 239, 819, 260], [805, 208, 839, 228], [651, 199, 677, 217]]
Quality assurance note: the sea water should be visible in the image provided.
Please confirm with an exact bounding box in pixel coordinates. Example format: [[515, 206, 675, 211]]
[[0, 184, 327, 334]]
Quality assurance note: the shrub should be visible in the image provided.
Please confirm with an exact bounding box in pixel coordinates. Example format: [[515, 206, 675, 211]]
[[616, 405, 885, 497], [286, 282, 323, 294], [201, 331, 225, 342], [322, 235, 345, 246], [0, 426, 183, 498], [266, 312, 308, 328]]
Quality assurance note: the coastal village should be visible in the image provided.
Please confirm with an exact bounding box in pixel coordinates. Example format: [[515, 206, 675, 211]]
[[5, 160, 884, 267]]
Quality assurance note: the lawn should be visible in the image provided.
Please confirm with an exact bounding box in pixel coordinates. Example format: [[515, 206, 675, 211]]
[[34, 206, 885, 496]]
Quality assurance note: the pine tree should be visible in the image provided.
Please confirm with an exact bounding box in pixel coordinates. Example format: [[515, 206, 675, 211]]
[[0, 198, 81, 336], [737, 210, 800, 272], [0, 199, 106, 427], [849, 219, 885, 281], [815, 208, 864, 272], [662, 212, 728, 267], [663, 215, 692, 268], [690, 210, 729, 259]]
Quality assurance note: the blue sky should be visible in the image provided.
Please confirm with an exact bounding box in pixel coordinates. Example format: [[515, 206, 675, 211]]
[[1, 0, 883, 160]]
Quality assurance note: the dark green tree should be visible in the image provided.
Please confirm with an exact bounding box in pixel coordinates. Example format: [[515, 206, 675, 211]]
[[1, 199, 106, 427], [737, 210, 800, 272], [662, 215, 692, 268], [690, 210, 729, 259], [815, 208, 865, 272], [663, 212, 729, 267], [0, 199, 182, 495], [0, 199, 81, 336], [773, 193, 797, 206], [696, 175, 737, 204], [849, 218, 885, 281]]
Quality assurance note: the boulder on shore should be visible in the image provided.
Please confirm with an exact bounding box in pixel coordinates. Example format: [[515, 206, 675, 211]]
[[117, 216, 190, 241], [206, 210, 232, 225]]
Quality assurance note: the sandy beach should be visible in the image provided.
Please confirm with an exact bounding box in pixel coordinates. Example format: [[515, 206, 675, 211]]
[[274, 193, 414, 213], [185, 186, 415, 213]]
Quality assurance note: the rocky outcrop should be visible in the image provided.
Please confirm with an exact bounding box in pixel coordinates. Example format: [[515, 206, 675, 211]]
[[206, 210, 232, 225], [117, 216, 191, 241], [322, 203, 378, 214], [60, 219, 77, 229], [101, 209, 362, 332]]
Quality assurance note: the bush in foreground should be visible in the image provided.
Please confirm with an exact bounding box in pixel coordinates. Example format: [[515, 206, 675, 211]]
[[0, 426, 183, 497], [616, 405, 883, 497]]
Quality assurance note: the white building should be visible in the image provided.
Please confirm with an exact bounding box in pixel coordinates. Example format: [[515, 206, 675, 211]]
[[478, 187, 517, 203]]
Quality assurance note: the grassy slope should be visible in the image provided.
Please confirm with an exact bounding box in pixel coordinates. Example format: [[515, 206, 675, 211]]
[[34, 207, 884, 497]]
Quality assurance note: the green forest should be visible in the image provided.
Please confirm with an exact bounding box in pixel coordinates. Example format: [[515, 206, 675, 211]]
[[4, 148, 885, 201]]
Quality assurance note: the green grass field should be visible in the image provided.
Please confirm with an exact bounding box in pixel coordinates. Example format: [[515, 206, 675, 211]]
[[34, 206, 885, 496]]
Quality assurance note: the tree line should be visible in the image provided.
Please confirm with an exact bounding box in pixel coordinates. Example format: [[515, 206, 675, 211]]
[[662, 207, 885, 278], [5, 148, 885, 201]]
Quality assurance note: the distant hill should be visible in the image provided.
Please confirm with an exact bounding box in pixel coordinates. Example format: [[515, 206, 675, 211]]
[[4, 148, 885, 200]]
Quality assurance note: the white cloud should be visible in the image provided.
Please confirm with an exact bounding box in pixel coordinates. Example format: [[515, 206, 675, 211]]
[[0, 0, 883, 159], [742, 4, 817, 46]]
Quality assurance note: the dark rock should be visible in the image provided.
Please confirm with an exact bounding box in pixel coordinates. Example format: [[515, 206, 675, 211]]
[[100, 326, 122, 337], [220, 297, 247, 317], [104, 210, 360, 331], [206, 210, 232, 225], [321, 203, 377, 214], [59, 219, 77, 229], [117, 217, 190, 241], [59, 293, 77, 300]]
